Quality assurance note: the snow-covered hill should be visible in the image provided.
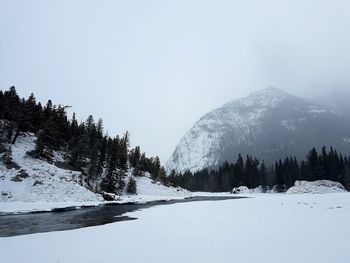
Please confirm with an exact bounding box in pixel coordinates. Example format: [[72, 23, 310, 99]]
[[0, 135, 103, 203], [0, 135, 191, 213], [167, 87, 350, 173]]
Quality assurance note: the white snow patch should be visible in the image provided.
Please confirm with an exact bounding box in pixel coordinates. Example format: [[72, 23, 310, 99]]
[[294, 105, 340, 115], [280, 120, 296, 131], [343, 137, 350, 143], [308, 106, 327, 114], [280, 118, 306, 131], [286, 180, 347, 194], [120, 172, 191, 203]]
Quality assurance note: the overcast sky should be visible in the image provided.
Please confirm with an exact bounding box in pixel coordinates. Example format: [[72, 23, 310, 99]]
[[1, 0, 350, 162]]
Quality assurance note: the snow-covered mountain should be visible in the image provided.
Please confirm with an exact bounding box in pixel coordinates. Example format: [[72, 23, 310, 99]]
[[167, 87, 350, 173]]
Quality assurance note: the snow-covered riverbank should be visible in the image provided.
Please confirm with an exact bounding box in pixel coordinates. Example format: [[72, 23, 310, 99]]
[[1, 193, 350, 263], [0, 180, 191, 215], [0, 182, 191, 215], [0, 187, 192, 215]]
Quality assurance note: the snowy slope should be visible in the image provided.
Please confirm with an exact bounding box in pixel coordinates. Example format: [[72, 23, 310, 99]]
[[0, 135, 191, 213], [0, 135, 103, 203], [167, 87, 350, 172], [120, 171, 191, 203]]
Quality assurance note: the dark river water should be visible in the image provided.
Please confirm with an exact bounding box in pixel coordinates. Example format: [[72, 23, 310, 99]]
[[0, 196, 245, 237]]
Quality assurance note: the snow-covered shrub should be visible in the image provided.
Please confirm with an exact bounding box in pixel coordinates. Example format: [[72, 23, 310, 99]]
[[1, 146, 21, 170], [232, 186, 264, 194]]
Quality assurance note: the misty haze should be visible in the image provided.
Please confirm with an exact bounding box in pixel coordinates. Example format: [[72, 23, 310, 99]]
[[1, 1, 350, 263]]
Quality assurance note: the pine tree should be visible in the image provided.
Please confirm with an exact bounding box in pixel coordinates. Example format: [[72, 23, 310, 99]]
[[126, 176, 137, 194], [96, 118, 104, 139], [168, 169, 177, 186], [43, 100, 53, 121], [260, 161, 267, 190], [275, 160, 285, 192], [244, 155, 253, 188], [139, 153, 147, 171], [101, 136, 125, 194], [10, 98, 24, 144], [87, 142, 99, 188], [307, 147, 321, 181], [159, 166, 167, 185], [33, 119, 58, 161], [119, 131, 129, 172], [70, 113, 79, 136], [67, 124, 90, 170], [235, 154, 245, 186], [96, 136, 107, 177], [151, 156, 161, 181], [130, 146, 141, 168], [341, 162, 350, 190]]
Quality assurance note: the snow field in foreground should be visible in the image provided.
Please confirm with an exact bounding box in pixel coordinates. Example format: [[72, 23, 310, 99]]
[[1, 193, 350, 263]]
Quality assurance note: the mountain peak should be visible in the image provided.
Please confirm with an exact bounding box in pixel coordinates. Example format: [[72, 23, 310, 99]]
[[224, 87, 291, 108], [249, 87, 289, 97]]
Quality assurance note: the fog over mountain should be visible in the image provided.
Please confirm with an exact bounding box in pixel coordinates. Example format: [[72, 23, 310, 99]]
[[167, 88, 350, 173], [308, 89, 350, 116], [1, 1, 350, 161]]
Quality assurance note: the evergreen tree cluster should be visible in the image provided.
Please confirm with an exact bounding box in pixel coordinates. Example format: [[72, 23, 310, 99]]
[[129, 147, 166, 182], [170, 147, 350, 192], [0, 87, 44, 144], [0, 87, 167, 195]]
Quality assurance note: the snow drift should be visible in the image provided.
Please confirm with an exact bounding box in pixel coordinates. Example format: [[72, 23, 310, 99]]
[[286, 180, 347, 194]]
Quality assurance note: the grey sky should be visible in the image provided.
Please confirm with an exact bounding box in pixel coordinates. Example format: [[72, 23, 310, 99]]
[[1, 0, 350, 162]]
